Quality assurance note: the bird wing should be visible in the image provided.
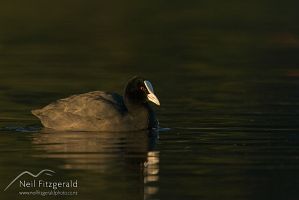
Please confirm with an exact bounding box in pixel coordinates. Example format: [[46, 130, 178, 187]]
[[32, 91, 126, 130]]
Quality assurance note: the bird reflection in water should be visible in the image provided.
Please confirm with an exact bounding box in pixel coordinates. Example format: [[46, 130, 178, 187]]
[[32, 129, 160, 200], [143, 151, 159, 199]]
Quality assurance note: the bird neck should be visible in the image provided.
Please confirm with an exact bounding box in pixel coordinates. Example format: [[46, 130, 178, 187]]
[[124, 95, 147, 114]]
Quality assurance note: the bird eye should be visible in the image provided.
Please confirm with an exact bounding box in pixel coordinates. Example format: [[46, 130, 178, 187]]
[[140, 86, 147, 92]]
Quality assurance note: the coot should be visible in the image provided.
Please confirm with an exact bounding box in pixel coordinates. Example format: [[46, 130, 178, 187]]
[[32, 76, 160, 131]]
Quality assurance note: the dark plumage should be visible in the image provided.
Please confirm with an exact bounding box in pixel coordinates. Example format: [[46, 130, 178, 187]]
[[32, 76, 160, 131]]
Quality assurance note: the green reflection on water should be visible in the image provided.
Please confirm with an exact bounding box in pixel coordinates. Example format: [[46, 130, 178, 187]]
[[0, 1, 299, 200]]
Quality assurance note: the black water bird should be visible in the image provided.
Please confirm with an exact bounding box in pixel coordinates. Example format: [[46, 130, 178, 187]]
[[32, 76, 160, 131]]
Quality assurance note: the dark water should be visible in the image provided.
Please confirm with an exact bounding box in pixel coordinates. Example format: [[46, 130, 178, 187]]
[[1, 1, 299, 200]]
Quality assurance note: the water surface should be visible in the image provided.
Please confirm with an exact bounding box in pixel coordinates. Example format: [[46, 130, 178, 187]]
[[1, 1, 299, 200]]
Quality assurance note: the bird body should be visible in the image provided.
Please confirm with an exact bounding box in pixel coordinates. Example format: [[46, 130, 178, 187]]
[[32, 77, 160, 131]]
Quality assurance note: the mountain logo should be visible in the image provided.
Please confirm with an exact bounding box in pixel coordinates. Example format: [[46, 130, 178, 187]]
[[4, 169, 55, 191]]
